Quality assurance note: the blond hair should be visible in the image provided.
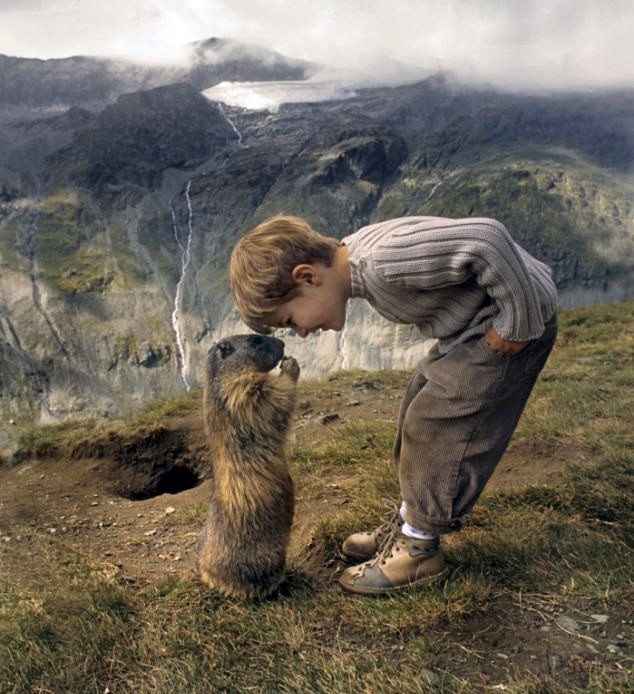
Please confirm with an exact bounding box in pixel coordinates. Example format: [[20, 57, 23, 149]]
[[231, 215, 340, 334]]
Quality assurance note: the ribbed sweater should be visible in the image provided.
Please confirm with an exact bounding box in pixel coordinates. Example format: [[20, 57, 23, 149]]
[[341, 216, 558, 353]]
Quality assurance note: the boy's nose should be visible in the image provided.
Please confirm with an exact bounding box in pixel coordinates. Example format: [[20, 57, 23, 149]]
[[296, 328, 308, 338]]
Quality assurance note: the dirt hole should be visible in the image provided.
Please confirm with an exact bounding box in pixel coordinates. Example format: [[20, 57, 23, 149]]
[[72, 426, 207, 501], [123, 464, 202, 500]]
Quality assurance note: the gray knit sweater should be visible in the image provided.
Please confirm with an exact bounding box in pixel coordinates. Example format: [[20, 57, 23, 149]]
[[342, 216, 558, 353]]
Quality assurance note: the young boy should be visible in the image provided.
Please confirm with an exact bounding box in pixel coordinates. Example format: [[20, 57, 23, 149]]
[[230, 214, 558, 596]]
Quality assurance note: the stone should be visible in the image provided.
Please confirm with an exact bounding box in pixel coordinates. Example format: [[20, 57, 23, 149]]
[[556, 614, 580, 632], [352, 381, 378, 390], [607, 643, 626, 654]]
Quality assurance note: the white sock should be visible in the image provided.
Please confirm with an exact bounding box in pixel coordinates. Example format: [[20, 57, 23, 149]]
[[399, 501, 438, 541]]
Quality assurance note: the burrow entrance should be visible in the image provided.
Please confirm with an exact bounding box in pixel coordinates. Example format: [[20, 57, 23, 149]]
[[72, 425, 207, 500]]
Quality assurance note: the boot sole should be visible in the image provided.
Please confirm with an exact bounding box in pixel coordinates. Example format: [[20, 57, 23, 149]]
[[339, 567, 449, 596]]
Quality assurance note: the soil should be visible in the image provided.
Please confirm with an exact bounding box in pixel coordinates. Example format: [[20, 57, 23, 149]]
[[1, 374, 630, 689]]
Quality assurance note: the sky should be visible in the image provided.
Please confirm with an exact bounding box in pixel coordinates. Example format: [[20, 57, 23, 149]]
[[1, 0, 633, 90]]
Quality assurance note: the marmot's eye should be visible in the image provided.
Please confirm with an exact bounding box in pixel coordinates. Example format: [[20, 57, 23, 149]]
[[217, 341, 235, 358]]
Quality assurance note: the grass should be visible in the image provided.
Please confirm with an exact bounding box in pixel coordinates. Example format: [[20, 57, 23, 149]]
[[1, 191, 149, 295], [16, 388, 202, 459], [378, 148, 634, 286], [2, 300, 633, 693]]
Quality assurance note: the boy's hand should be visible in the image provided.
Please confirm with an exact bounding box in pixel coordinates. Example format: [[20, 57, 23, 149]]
[[484, 327, 529, 357]]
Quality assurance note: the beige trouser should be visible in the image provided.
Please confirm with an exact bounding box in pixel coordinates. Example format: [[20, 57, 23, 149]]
[[393, 315, 558, 535]]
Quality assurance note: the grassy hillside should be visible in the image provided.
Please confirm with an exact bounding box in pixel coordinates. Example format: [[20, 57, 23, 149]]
[[1, 301, 632, 693]]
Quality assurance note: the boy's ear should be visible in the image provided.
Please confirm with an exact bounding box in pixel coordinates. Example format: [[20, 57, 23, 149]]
[[291, 263, 321, 285]]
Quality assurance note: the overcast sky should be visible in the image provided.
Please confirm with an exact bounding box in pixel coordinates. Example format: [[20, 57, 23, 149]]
[[1, 0, 633, 90]]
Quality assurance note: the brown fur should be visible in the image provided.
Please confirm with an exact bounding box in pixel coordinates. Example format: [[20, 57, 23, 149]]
[[197, 334, 299, 598]]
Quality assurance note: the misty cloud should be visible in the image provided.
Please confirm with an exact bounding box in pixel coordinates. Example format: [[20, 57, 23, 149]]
[[0, 0, 633, 90]]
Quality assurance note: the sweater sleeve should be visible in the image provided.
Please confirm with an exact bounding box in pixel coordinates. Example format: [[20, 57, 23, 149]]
[[371, 217, 547, 341]]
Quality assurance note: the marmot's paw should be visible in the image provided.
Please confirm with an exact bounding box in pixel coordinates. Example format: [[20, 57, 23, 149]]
[[280, 356, 300, 381]]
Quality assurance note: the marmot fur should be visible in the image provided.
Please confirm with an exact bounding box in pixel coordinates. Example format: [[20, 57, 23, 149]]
[[197, 334, 300, 598]]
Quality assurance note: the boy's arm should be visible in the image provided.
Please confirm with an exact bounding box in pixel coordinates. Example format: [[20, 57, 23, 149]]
[[373, 217, 552, 343]]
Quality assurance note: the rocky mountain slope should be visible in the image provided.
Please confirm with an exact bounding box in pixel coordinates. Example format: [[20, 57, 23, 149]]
[[0, 48, 633, 453]]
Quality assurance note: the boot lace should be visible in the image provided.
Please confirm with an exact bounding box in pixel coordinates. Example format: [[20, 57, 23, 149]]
[[369, 498, 404, 567]]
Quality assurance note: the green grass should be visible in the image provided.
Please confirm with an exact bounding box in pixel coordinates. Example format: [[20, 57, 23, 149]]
[[2, 301, 633, 693], [4, 191, 149, 295], [16, 388, 202, 459]]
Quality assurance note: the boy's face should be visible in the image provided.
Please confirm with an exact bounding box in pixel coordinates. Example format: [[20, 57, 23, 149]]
[[263, 262, 347, 338]]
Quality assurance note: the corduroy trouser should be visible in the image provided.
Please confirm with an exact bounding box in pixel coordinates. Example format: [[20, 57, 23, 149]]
[[393, 314, 558, 535]]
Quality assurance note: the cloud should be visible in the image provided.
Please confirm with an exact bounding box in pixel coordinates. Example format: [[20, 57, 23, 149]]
[[0, 0, 633, 89]]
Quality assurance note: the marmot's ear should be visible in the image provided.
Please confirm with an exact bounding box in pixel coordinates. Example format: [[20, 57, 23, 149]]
[[216, 340, 235, 359]]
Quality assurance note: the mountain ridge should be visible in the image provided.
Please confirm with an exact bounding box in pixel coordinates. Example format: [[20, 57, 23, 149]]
[[0, 37, 317, 114]]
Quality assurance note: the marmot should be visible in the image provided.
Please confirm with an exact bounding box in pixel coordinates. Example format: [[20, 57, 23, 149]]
[[197, 333, 300, 598]]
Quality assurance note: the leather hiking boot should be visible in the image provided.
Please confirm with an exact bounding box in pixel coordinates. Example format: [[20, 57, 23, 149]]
[[341, 500, 404, 562], [339, 531, 448, 596]]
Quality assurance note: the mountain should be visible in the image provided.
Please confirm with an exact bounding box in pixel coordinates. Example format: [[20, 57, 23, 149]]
[[0, 52, 633, 455], [0, 38, 316, 114], [48, 83, 239, 192]]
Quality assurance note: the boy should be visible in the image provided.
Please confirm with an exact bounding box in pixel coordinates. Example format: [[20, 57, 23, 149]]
[[230, 214, 558, 596]]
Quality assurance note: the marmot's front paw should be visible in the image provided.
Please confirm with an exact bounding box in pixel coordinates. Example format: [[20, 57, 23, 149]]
[[280, 356, 300, 382]]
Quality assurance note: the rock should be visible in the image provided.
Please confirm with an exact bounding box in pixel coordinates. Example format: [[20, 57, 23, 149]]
[[353, 381, 378, 390], [346, 400, 361, 406], [607, 643, 627, 654], [590, 614, 609, 624], [143, 529, 157, 536], [321, 413, 340, 425], [556, 614, 580, 632], [165, 506, 176, 514]]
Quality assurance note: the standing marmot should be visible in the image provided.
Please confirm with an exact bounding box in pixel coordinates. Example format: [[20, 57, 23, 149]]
[[197, 333, 300, 598]]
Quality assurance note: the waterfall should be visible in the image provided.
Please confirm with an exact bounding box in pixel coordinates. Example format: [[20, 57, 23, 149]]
[[217, 103, 247, 148], [170, 180, 194, 390]]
